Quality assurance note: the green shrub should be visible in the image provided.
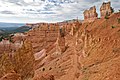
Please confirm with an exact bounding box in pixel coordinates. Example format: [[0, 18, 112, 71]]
[[111, 26, 117, 28], [105, 15, 109, 19], [111, 7, 114, 13], [105, 11, 109, 19], [118, 18, 120, 24], [0, 37, 3, 42], [8, 36, 13, 43]]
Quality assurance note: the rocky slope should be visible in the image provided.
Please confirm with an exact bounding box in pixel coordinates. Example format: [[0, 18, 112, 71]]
[[0, 12, 119, 80], [32, 12, 120, 80], [0, 2, 120, 80], [0, 40, 35, 80]]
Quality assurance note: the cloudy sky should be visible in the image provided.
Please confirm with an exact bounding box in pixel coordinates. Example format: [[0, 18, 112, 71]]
[[0, 0, 119, 23]]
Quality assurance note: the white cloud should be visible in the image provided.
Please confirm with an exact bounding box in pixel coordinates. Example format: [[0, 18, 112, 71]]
[[0, 0, 119, 23]]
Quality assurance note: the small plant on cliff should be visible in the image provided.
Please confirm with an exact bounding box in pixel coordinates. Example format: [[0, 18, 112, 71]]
[[117, 18, 120, 24], [105, 12, 109, 19], [111, 26, 117, 28], [111, 7, 114, 13], [0, 36, 3, 42], [105, 15, 109, 19], [8, 36, 13, 43]]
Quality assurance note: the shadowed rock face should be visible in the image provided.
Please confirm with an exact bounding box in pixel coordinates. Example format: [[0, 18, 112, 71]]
[[100, 1, 113, 18], [83, 6, 98, 22]]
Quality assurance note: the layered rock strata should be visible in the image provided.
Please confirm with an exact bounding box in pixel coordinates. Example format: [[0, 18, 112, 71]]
[[83, 6, 98, 22]]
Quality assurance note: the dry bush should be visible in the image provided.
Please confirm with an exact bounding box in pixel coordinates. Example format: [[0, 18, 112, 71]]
[[13, 40, 35, 80]]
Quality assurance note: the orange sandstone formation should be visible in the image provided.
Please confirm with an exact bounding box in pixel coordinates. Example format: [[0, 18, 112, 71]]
[[33, 12, 120, 80], [0, 1, 120, 80], [25, 21, 80, 53], [83, 6, 98, 22], [100, 1, 113, 18]]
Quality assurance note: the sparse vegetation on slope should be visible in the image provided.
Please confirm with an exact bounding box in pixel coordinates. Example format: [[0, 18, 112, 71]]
[[0, 40, 35, 80]]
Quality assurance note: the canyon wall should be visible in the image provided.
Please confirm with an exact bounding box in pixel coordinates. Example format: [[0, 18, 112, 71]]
[[25, 21, 81, 53], [33, 12, 120, 80], [25, 23, 59, 52], [0, 1, 119, 80]]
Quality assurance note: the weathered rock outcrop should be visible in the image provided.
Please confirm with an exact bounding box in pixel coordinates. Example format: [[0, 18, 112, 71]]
[[83, 6, 98, 22], [100, 1, 113, 18]]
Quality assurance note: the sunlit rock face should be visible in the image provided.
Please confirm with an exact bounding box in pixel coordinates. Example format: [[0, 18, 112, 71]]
[[0, 39, 23, 54], [58, 27, 66, 52], [0, 33, 26, 54], [33, 74, 55, 80], [100, 1, 113, 18], [25, 23, 59, 53], [32, 12, 120, 80], [0, 73, 21, 80], [25, 21, 80, 53], [0, 40, 35, 80], [83, 6, 98, 23], [0, 3, 120, 80]]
